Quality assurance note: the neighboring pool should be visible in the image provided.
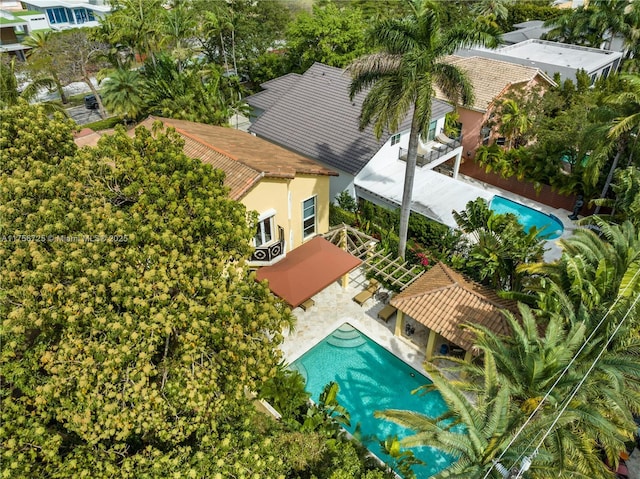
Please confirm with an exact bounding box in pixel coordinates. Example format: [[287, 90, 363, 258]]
[[490, 195, 564, 239], [290, 324, 454, 477]]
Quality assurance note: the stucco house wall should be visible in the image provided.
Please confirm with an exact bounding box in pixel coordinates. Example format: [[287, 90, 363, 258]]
[[242, 175, 331, 253]]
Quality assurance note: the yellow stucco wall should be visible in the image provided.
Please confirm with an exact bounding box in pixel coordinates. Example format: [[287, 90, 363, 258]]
[[241, 174, 331, 252]]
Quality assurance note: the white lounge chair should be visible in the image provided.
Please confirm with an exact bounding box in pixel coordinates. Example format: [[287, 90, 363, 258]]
[[436, 132, 457, 146]]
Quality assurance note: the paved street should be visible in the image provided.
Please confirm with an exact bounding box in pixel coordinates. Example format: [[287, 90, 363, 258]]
[[65, 105, 104, 126]]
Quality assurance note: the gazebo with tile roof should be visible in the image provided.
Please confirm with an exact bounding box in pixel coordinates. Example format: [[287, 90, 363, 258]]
[[390, 262, 518, 363]]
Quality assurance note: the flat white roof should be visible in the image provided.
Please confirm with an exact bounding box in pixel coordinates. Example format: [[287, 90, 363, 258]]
[[355, 155, 494, 229], [497, 39, 621, 72], [21, 0, 111, 13]]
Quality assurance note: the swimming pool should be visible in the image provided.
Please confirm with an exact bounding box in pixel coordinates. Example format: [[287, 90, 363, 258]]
[[291, 323, 454, 477], [489, 195, 564, 239]]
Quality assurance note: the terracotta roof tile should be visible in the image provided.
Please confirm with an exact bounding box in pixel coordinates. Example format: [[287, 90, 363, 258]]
[[436, 56, 554, 112], [151, 116, 337, 179], [391, 263, 518, 352], [135, 118, 263, 201]]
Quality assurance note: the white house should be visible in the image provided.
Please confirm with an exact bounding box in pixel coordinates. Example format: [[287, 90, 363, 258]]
[[19, 0, 111, 30], [457, 39, 623, 84], [246, 62, 464, 217]]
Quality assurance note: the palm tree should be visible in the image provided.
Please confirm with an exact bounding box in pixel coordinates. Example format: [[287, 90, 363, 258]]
[[348, 0, 499, 258], [376, 359, 559, 478], [99, 68, 146, 121], [521, 217, 640, 315], [470, 0, 513, 23], [161, 0, 197, 68], [23, 30, 68, 104], [591, 166, 640, 225], [590, 73, 640, 213], [586, 0, 630, 50], [497, 98, 533, 149], [0, 59, 63, 114], [544, 7, 596, 46], [454, 303, 640, 476]]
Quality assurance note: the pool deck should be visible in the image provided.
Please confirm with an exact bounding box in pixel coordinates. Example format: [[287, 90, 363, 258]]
[[282, 268, 438, 379]]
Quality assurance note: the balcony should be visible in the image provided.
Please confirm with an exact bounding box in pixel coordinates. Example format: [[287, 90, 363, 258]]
[[398, 137, 461, 167], [250, 226, 285, 263]]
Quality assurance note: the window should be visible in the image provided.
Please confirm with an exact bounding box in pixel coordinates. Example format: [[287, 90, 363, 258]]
[[47, 7, 69, 24], [481, 126, 491, 146], [427, 120, 437, 142], [302, 197, 316, 238], [74, 8, 88, 24], [390, 133, 401, 146], [601, 66, 611, 79], [254, 214, 275, 247]]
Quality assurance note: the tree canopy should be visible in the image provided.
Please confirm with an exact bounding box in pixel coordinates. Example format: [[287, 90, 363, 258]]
[[0, 103, 294, 477]]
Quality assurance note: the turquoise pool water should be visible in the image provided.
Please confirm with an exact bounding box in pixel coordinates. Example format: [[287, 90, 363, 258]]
[[490, 195, 564, 239], [291, 324, 454, 477]]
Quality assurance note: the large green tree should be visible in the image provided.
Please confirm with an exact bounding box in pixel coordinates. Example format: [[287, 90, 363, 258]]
[[286, 1, 368, 72], [0, 103, 296, 477], [348, 0, 498, 258]]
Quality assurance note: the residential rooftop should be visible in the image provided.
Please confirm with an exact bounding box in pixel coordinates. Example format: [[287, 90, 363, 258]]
[[75, 117, 336, 200], [439, 56, 555, 112], [247, 62, 452, 176]]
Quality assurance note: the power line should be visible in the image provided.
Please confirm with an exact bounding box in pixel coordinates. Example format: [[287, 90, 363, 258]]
[[516, 290, 640, 479], [483, 265, 640, 479]]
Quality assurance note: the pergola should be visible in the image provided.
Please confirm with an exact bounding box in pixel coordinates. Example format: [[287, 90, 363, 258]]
[[255, 236, 362, 308], [390, 262, 518, 363]]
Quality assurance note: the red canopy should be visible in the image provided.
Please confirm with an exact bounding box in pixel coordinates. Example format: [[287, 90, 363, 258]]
[[255, 236, 362, 308]]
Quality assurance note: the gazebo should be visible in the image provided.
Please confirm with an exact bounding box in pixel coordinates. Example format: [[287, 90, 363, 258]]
[[390, 262, 518, 363], [255, 236, 362, 308]]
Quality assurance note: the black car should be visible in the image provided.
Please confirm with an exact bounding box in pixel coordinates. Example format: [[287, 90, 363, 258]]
[[84, 94, 100, 110]]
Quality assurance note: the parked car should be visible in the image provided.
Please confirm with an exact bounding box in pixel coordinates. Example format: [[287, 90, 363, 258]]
[[84, 94, 100, 110]]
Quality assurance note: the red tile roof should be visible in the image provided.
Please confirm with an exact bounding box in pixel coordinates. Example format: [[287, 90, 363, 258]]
[[390, 262, 518, 352], [150, 116, 337, 180], [255, 237, 362, 308]]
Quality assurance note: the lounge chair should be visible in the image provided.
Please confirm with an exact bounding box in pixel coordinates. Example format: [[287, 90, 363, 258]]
[[353, 279, 379, 306], [436, 132, 457, 146], [300, 298, 315, 311], [377, 304, 397, 322]]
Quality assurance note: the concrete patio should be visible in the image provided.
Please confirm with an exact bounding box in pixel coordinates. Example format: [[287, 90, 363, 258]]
[[280, 267, 458, 380]]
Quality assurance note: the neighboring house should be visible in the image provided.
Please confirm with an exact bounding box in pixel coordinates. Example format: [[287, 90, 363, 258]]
[[0, 10, 47, 60], [435, 56, 556, 159], [74, 117, 337, 267], [19, 0, 110, 30], [501, 20, 552, 45], [246, 62, 462, 208], [457, 39, 623, 84]]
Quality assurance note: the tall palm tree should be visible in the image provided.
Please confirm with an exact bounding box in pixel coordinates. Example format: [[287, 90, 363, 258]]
[[592, 166, 640, 225], [589, 74, 640, 213], [23, 30, 68, 104], [587, 0, 630, 50], [348, 0, 499, 258]]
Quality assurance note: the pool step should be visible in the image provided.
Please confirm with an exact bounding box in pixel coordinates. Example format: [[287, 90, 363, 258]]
[[327, 326, 366, 348]]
